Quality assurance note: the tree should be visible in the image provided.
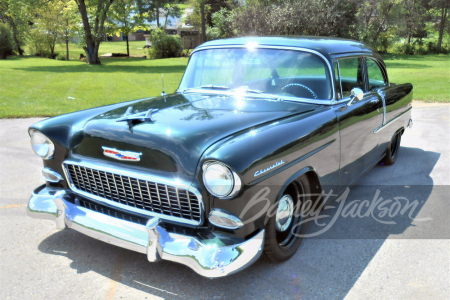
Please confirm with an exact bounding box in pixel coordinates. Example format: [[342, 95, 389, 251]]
[[186, 0, 236, 42], [75, 0, 116, 64], [136, 0, 172, 28], [162, 2, 181, 28], [392, 0, 430, 45], [356, 0, 397, 45], [0, 0, 32, 55], [207, 7, 235, 39], [60, 0, 81, 60], [36, 1, 64, 58], [432, 0, 449, 52], [232, 0, 358, 38], [0, 22, 13, 58], [107, 0, 147, 56]]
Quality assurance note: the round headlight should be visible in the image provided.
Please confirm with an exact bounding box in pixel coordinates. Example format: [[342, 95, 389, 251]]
[[30, 129, 55, 159], [203, 162, 234, 197]]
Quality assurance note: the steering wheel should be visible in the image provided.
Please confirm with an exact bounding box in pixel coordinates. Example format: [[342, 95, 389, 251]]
[[281, 83, 318, 99]]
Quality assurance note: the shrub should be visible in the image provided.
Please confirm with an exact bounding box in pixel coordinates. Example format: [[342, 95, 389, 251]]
[[390, 41, 450, 55], [208, 8, 236, 39], [148, 28, 183, 59], [375, 36, 390, 53], [56, 53, 67, 60], [206, 26, 221, 41], [391, 43, 414, 55], [28, 29, 48, 57], [0, 23, 14, 59]]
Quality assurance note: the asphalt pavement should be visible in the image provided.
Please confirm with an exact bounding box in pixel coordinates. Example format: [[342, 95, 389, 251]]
[[0, 102, 449, 300]]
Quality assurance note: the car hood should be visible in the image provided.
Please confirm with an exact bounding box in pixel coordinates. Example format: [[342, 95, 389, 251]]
[[73, 93, 317, 182]]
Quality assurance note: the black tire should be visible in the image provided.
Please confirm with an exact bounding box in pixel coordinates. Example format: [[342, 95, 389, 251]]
[[263, 176, 311, 263], [382, 131, 402, 165]]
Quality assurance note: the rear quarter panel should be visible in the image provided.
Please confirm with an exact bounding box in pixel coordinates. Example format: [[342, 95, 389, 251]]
[[377, 83, 413, 150]]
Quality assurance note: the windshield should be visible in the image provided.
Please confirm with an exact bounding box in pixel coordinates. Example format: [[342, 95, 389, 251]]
[[179, 48, 332, 101]]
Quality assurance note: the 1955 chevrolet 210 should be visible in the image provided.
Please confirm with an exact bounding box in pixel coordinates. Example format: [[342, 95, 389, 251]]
[[27, 37, 413, 278]]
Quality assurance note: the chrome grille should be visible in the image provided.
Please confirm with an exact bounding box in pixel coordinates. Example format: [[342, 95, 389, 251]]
[[64, 163, 202, 224]]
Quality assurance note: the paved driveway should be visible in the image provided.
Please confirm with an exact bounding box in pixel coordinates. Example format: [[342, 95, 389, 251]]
[[0, 103, 449, 300]]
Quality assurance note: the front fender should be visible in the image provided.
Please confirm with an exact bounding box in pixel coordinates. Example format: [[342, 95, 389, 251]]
[[198, 106, 341, 238]]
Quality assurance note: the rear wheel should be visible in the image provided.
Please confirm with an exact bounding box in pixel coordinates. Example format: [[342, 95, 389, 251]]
[[263, 176, 311, 263], [382, 131, 402, 165]]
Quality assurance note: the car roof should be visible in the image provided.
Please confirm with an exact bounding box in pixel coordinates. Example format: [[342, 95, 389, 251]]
[[196, 36, 382, 61]]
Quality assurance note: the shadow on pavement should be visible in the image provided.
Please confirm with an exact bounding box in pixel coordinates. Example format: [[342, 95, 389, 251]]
[[37, 146, 444, 299]]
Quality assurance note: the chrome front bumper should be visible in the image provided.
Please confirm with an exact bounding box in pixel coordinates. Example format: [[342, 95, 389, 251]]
[[27, 185, 264, 278]]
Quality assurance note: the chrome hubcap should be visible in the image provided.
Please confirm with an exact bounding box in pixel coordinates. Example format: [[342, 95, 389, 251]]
[[275, 195, 294, 232]]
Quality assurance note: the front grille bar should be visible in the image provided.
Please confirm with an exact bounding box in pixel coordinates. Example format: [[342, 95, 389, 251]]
[[62, 160, 203, 226]]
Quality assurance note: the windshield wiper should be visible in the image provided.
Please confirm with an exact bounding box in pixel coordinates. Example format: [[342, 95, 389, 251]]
[[231, 87, 264, 94], [231, 87, 279, 100], [182, 86, 280, 101], [182, 85, 229, 94], [200, 85, 230, 90]]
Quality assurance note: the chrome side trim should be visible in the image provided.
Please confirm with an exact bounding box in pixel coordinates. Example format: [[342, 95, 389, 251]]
[[186, 45, 336, 105], [374, 107, 412, 134], [61, 159, 204, 226], [27, 185, 264, 278], [249, 139, 335, 185]]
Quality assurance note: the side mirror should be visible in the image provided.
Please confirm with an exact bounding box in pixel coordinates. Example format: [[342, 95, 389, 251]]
[[347, 87, 364, 106]]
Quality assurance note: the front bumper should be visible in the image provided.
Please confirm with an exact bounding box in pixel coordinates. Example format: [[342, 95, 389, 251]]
[[27, 185, 264, 278]]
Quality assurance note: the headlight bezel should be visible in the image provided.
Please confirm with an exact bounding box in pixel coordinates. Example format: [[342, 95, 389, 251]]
[[29, 129, 55, 160], [202, 161, 241, 199]]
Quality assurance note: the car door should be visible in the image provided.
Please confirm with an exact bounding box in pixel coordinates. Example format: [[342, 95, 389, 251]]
[[333, 56, 384, 188]]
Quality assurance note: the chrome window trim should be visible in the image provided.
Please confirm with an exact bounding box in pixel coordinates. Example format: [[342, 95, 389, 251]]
[[337, 60, 343, 100], [333, 56, 370, 105], [61, 159, 204, 226], [366, 57, 389, 87], [183, 45, 337, 105]]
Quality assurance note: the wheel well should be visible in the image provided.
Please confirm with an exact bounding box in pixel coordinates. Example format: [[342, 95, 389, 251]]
[[281, 170, 322, 205]]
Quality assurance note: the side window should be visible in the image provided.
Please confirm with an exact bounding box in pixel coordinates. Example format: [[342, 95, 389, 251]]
[[366, 58, 387, 90], [337, 57, 364, 98]]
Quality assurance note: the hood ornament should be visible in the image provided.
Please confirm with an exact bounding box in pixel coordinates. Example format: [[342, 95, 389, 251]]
[[116, 107, 159, 123], [102, 146, 142, 161]]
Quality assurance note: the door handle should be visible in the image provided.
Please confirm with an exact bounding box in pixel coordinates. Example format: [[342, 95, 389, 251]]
[[370, 99, 379, 104]]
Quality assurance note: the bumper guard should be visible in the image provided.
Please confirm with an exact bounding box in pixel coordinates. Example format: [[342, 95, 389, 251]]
[[27, 185, 264, 278]]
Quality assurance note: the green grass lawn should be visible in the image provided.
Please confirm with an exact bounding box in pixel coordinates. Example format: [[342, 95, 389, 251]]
[[25, 40, 149, 61], [381, 54, 450, 103], [0, 49, 448, 118], [0, 56, 188, 118]]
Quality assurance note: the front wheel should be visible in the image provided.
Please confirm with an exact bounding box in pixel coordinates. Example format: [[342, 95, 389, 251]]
[[263, 176, 311, 263], [382, 131, 402, 165]]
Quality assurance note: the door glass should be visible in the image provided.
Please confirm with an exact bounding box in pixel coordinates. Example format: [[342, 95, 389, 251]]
[[337, 57, 364, 98], [366, 59, 387, 90]]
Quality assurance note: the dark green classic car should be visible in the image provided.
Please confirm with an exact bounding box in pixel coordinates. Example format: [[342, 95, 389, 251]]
[[27, 37, 413, 277]]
